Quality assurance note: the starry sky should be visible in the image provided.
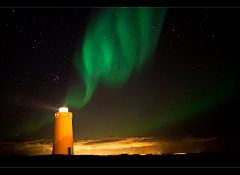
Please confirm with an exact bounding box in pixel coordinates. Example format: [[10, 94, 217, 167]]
[[0, 7, 240, 156]]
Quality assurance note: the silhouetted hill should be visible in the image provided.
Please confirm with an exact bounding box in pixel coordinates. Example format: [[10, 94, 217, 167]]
[[1, 152, 240, 167]]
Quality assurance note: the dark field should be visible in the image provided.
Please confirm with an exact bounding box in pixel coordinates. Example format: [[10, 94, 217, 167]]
[[1, 152, 240, 167]]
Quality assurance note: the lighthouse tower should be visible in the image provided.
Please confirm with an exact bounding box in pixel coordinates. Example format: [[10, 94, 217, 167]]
[[53, 104, 74, 155]]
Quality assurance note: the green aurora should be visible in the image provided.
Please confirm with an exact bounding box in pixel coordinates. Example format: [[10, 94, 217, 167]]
[[65, 8, 167, 109], [2, 8, 239, 139], [64, 7, 239, 137], [117, 77, 239, 136]]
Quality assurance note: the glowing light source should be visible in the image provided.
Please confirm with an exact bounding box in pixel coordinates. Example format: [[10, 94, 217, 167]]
[[59, 104, 68, 112], [172, 153, 186, 155]]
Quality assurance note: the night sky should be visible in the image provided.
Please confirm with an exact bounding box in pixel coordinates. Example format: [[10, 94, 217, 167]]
[[1, 7, 240, 156]]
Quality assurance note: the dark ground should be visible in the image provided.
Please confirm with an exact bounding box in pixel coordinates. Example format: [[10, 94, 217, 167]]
[[1, 152, 240, 167]]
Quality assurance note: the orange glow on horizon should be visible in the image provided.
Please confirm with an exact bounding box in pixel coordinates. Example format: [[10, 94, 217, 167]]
[[0, 135, 219, 156]]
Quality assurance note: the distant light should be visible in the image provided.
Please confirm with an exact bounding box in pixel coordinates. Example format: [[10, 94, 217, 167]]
[[172, 153, 186, 155]]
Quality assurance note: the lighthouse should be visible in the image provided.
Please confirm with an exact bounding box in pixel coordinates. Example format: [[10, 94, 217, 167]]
[[53, 104, 74, 155]]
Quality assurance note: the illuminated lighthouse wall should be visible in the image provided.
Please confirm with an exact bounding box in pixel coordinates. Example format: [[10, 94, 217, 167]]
[[53, 104, 73, 155]]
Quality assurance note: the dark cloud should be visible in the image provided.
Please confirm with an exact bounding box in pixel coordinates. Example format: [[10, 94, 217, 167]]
[[0, 139, 52, 156], [183, 136, 218, 143], [81, 138, 124, 145], [107, 135, 115, 138]]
